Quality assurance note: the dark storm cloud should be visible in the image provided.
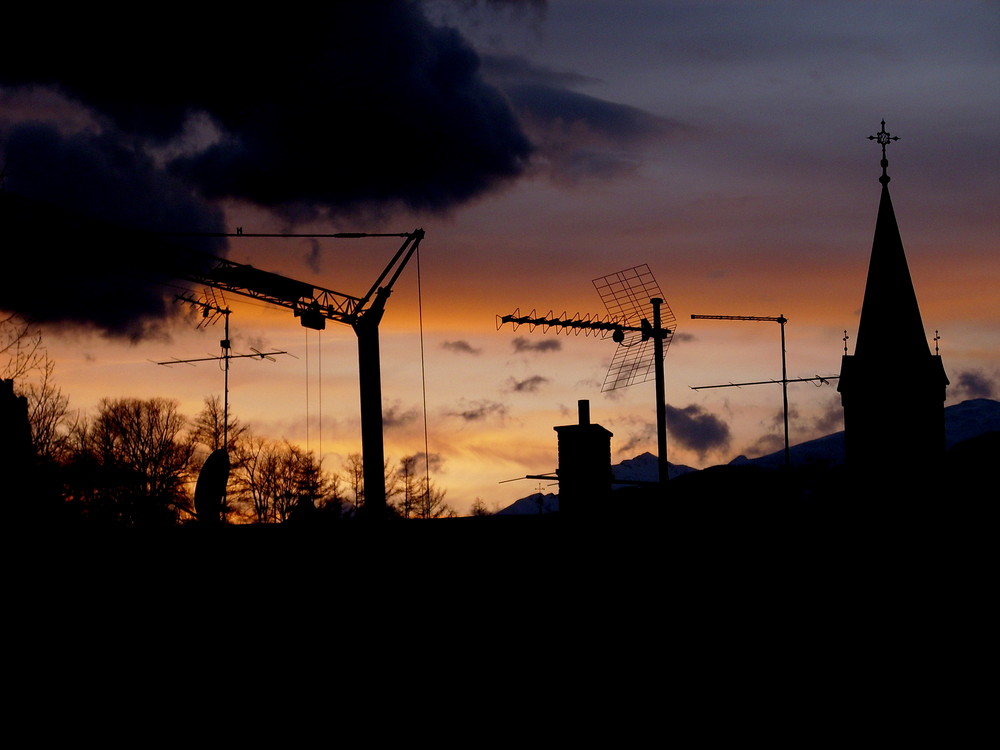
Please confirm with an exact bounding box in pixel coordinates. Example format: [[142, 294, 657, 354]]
[[951, 370, 996, 400], [512, 336, 561, 353], [665, 403, 731, 458], [0, 2, 534, 337], [0, 124, 225, 341], [443, 340, 483, 355], [1, 3, 531, 216], [507, 374, 548, 392]]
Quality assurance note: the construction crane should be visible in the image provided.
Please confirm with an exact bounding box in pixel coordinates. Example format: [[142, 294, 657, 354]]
[[0, 190, 420, 515], [176, 229, 425, 517]]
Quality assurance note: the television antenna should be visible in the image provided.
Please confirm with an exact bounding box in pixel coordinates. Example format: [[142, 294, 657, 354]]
[[156, 293, 289, 452], [154, 293, 289, 524], [689, 314, 838, 467], [498, 264, 675, 484]]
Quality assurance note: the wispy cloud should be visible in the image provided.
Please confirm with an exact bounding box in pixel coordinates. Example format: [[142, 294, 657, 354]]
[[482, 53, 694, 184], [812, 398, 845, 435], [443, 340, 482, 355], [383, 401, 420, 430], [507, 375, 548, 393], [513, 336, 561, 353], [745, 433, 784, 459], [447, 399, 509, 422]]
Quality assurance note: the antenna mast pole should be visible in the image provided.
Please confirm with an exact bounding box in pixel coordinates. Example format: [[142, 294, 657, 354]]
[[691, 314, 791, 467], [172, 294, 234, 450], [652, 298, 669, 483], [223, 308, 230, 451]]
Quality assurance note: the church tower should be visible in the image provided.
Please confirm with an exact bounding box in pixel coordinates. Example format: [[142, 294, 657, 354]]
[[838, 121, 949, 480]]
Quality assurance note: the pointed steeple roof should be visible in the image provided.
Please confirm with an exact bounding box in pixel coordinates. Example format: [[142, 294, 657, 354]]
[[853, 121, 930, 361], [837, 121, 949, 476]]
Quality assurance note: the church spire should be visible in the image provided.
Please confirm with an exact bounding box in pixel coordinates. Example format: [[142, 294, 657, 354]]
[[838, 120, 949, 480], [853, 123, 928, 360]]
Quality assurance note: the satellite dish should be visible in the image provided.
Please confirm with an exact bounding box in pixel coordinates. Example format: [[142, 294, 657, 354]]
[[194, 448, 231, 524]]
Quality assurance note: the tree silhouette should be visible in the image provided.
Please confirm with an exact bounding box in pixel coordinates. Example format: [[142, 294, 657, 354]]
[[0, 313, 44, 381], [22, 355, 73, 465], [394, 453, 454, 519], [190, 395, 247, 522], [189, 395, 247, 454], [341, 452, 365, 514], [78, 397, 194, 527], [233, 434, 278, 523], [232, 437, 340, 523]]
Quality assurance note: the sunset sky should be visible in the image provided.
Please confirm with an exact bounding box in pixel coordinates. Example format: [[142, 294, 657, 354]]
[[2, 1, 998, 514]]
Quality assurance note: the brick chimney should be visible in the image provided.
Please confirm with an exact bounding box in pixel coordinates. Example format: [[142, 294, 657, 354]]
[[554, 400, 613, 515]]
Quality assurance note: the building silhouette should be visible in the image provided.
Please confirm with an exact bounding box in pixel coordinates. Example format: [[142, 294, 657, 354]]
[[838, 123, 949, 481]]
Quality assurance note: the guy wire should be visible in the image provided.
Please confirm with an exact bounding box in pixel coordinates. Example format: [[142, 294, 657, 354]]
[[417, 243, 431, 495]]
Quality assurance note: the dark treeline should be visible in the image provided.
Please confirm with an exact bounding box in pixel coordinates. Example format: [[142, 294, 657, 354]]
[[2, 314, 455, 527]]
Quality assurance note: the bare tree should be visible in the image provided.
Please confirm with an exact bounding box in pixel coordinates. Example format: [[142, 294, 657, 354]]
[[189, 394, 247, 454], [233, 434, 280, 523], [470, 498, 494, 517], [414, 476, 454, 519], [82, 397, 195, 526], [271, 442, 304, 522], [396, 454, 419, 518], [0, 313, 44, 381], [396, 453, 454, 519], [2, 316, 77, 468], [189, 395, 248, 522], [22, 355, 74, 464], [232, 437, 340, 523], [342, 452, 365, 514]]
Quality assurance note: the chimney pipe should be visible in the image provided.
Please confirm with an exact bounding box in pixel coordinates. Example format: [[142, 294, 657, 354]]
[[578, 399, 590, 426]]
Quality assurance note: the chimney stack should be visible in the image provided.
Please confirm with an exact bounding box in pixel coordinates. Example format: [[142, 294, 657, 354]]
[[554, 399, 613, 515]]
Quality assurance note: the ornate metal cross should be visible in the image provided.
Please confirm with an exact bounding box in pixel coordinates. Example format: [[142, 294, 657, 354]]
[[868, 119, 899, 157], [869, 119, 899, 182]]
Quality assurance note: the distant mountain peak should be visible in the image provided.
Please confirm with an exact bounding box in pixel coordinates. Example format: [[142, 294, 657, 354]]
[[494, 398, 1000, 515]]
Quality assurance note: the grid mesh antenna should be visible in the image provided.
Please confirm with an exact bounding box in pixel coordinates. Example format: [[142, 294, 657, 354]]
[[594, 264, 675, 391]]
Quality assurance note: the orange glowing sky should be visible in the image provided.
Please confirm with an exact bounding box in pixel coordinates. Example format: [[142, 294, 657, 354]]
[[3, 2, 998, 514]]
